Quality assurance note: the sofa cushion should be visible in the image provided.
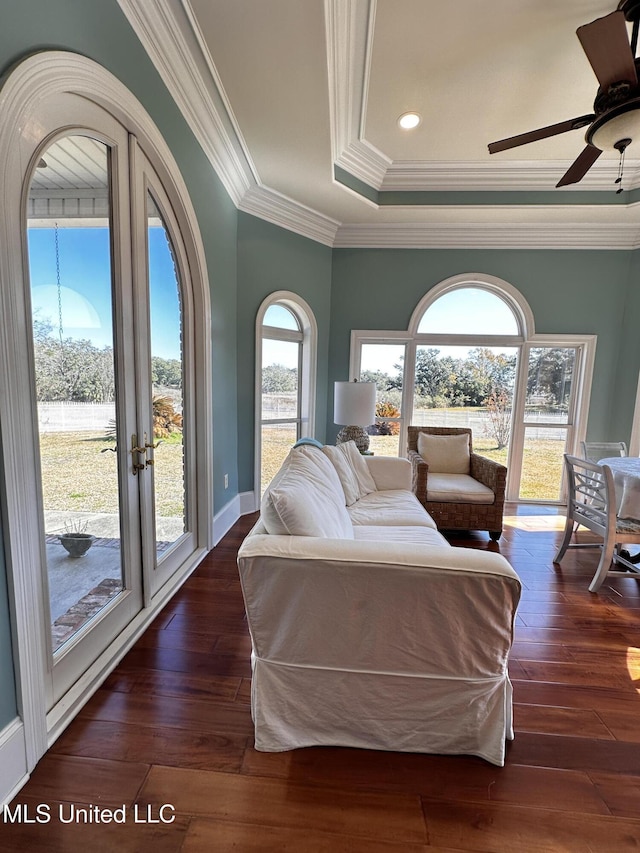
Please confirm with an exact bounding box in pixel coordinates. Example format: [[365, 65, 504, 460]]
[[353, 525, 450, 547], [427, 473, 494, 505], [322, 440, 377, 506], [417, 432, 470, 474], [261, 445, 354, 538], [348, 489, 438, 528]]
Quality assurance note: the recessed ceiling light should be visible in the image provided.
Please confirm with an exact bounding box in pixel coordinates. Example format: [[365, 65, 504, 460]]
[[398, 112, 421, 130]]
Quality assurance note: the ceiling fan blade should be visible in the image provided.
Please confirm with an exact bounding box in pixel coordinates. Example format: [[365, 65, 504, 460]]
[[488, 115, 594, 154], [555, 145, 602, 188], [577, 10, 637, 89]]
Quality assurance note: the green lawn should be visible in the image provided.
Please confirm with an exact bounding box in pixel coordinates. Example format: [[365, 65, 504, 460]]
[[39, 430, 185, 516], [41, 422, 566, 511]]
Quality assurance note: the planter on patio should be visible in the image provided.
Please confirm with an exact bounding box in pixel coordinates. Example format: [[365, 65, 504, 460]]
[[58, 533, 95, 558]]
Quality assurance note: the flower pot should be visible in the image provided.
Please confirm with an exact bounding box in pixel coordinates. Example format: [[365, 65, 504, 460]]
[[58, 533, 95, 557]]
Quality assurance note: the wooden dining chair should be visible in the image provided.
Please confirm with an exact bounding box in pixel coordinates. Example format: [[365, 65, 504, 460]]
[[579, 440, 627, 463], [554, 454, 640, 592]]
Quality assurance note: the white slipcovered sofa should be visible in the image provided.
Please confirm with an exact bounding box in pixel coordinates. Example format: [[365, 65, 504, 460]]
[[237, 441, 521, 766]]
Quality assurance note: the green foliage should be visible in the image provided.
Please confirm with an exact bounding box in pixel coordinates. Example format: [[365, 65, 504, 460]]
[[262, 363, 298, 393], [360, 369, 394, 392], [33, 333, 115, 403], [32, 320, 183, 404], [527, 348, 574, 409], [151, 356, 182, 388], [377, 346, 517, 409]]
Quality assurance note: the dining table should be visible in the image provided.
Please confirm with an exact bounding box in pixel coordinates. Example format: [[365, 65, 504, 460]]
[[598, 456, 640, 563], [598, 456, 640, 521]]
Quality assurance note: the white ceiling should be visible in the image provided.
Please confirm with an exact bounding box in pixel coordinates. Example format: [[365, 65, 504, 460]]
[[117, 0, 640, 247]]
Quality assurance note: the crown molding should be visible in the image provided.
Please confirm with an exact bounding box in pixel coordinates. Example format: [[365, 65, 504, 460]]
[[333, 222, 640, 249], [117, 0, 339, 246], [117, 0, 255, 205], [381, 160, 640, 192], [324, 0, 390, 186], [239, 186, 340, 247]]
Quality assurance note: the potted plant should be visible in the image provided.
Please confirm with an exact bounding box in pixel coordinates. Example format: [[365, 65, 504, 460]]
[[58, 519, 95, 558]]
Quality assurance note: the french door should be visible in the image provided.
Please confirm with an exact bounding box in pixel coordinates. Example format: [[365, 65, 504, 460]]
[[509, 343, 588, 502], [24, 96, 196, 709]]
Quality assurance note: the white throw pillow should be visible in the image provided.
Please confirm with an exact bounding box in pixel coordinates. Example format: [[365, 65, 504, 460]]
[[322, 441, 377, 506], [417, 432, 470, 474], [261, 445, 354, 538]]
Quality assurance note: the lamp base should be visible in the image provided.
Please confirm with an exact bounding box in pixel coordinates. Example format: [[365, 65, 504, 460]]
[[336, 425, 370, 453]]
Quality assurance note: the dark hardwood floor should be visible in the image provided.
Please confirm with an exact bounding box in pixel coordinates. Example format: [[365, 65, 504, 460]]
[[3, 504, 640, 851]]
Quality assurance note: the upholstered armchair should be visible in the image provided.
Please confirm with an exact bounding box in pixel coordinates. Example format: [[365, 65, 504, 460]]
[[407, 426, 507, 540]]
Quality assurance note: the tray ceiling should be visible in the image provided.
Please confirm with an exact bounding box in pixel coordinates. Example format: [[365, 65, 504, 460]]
[[118, 0, 640, 247]]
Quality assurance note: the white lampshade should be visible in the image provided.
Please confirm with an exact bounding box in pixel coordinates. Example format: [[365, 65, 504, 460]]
[[334, 380, 376, 427]]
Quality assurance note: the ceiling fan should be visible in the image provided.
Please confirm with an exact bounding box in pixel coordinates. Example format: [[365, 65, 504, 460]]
[[488, 0, 640, 188]]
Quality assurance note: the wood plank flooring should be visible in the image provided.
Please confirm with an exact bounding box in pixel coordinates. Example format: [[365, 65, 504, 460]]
[[3, 504, 640, 851]]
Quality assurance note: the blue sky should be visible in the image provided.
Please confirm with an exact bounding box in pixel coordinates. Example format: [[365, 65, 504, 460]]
[[27, 226, 182, 360]]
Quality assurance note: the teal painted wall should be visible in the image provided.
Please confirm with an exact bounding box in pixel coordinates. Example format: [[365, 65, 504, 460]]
[[0, 0, 240, 729], [236, 213, 333, 492], [328, 249, 635, 443], [613, 249, 640, 440]]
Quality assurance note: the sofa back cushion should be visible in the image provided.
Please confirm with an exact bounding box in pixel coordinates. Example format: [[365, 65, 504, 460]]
[[261, 445, 354, 538], [322, 441, 377, 506], [417, 432, 470, 474]]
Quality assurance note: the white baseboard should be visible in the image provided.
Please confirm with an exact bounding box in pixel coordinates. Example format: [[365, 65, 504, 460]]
[[0, 718, 28, 807], [212, 491, 257, 545], [240, 490, 257, 516], [212, 494, 241, 546]]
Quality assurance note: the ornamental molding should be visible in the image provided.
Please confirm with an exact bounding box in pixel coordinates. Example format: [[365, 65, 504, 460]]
[[239, 186, 340, 247], [333, 221, 640, 249]]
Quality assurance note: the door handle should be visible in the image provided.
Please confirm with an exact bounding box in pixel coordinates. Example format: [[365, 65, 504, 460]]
[[130, 434, 146, 474], [144, 432, 159, 467]]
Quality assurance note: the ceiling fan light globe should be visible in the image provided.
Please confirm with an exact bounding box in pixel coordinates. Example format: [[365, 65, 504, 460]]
[[588, 101, 640, 151]]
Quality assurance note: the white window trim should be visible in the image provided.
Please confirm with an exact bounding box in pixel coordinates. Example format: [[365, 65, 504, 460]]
[[0, 52, 212, 777], [350, 274, 595, 502], [254, 291, 317, 507]]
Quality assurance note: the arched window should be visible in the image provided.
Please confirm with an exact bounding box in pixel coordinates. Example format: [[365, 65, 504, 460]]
[[352, 274, 595, 503], [255, 292, 317, 500]]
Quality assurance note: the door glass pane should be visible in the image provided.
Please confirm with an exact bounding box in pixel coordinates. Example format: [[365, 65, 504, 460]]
[[520, 427, 568, 501], [147, 193, 186, 557], [360, 344, 405, 456], [525, 348, 576, 424], [262, 338, 300, 420], [27, 136, 123, 652], [412, 345, 517, 465]]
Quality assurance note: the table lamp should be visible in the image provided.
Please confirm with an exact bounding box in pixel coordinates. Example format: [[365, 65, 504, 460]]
[[334, 379, 376, 453]]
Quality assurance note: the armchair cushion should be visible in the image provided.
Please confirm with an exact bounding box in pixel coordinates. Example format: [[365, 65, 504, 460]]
[[427, 473, 495, 505], [417, 432, 470, 474]]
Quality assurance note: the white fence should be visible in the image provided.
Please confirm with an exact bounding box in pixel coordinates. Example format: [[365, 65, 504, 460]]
[[37, 402, 115, 433], [411, 408, 568, 440]]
